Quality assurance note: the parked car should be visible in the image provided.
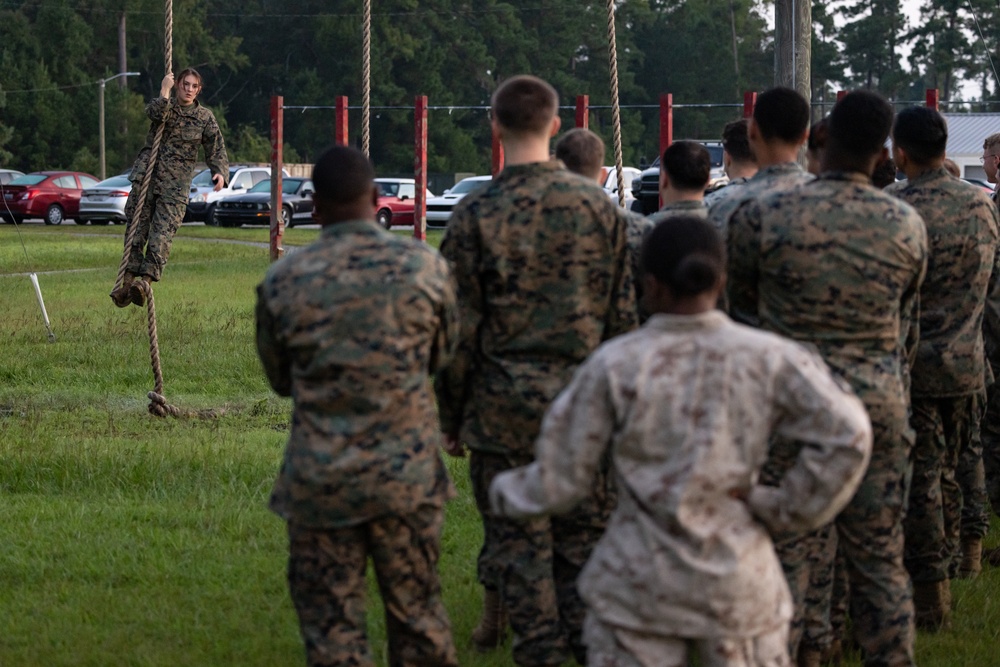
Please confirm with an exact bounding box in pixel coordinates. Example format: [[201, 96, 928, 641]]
[[76, 174, 132, 225], [1, 171, 99, 225], [374, 178, 435, 229], [963, 177, 995, 195], [601, 166, 641, 208], [425, 175, 492, 227], [630, 141, 726, 215], [214, 177, 315, 228], [187, 165, 286, 225], [0, 168, 24, 185]]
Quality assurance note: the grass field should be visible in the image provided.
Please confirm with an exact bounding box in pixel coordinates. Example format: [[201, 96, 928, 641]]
[[1, 223, 998, 666]]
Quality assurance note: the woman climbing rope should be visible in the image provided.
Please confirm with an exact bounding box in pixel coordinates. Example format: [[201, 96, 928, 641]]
[[110, 68, 229, 308]]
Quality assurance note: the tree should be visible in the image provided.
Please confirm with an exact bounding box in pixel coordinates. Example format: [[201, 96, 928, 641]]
[[838, 0, 911, 97]]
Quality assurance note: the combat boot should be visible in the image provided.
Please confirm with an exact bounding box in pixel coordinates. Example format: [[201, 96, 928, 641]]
[[110, 272, 137, 308], [128, 275, 152, 307], [958, 537, 983, 579], [913, 580, 952, 631], [471, 588, 508, 652]]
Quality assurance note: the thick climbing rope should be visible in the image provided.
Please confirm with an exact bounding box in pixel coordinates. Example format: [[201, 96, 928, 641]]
[[606, 0, 626, 207], [362, 0, 371, 157], [112, 0, 212, 418]]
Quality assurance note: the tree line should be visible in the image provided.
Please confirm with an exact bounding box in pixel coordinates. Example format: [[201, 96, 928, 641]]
[[1, 0, 999, 178]]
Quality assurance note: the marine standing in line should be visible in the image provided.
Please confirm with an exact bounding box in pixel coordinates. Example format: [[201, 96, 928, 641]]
[[886, 107, 999, 626], [111, 69, 228, 308], [647, 140, 710, 223], [554, 127, 651, 322], [434, 75, 637, 666], [728, 90, 927, 667], [490, 216, 873, 667], [702, 117, 758, 208], [256, 145, 460, 667], [707, 87, 812, 242]]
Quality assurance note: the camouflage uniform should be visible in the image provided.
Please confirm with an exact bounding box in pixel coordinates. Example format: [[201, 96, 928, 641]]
[[622, 209, 653, 322], [125, 97, 228, 280], [983, 256, 1000, 518], [885, 168, 999, 583], [647, 199, 707, 225], [707, 162, 812, 239], [256, 220, 460, 667], [702, 175, 750, 208], [434, 161, 637, 666], [728, 171, 927, 667], [489, 311, 873, 667]]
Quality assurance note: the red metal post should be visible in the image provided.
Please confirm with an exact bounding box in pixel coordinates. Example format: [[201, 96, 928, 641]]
[[743, 91, 757, 118], [926, 88, 939, 110], [414, 95, 428, 242], [269, 95, 284, 262], [335, 96, 349, 146], [492, 123, 504, 177], [659, 94, 673, 163], [836, 90, 848, 101], [575, 95, 589, 129]]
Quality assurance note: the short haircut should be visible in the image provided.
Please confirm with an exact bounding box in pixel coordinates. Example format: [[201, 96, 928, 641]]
[[722, 119, 755, 163], [827, 90, 894, 159], [661, 141, 711, 191], [892, 106, 947, 165], [555, 128, 605, 179], [984, 132, 1000, 153], [641, 215, 725, 298], [311, 145, 375, 204], [943, 158, 960, 177], [491, 75, 558, 134], [753, 87, 810, 143], [176, 67, 203, 88], [872, 157, 897, 188], [808, 118, 829, 152]]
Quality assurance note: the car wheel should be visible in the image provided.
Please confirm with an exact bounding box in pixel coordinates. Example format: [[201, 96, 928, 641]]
[[206, 204, 220, 226], [281, 205, 292, 228], [73, 218, 88, 225], [376, 208, 392, 230], [93, 219, 111, 225], [45, 204, 65, 225]]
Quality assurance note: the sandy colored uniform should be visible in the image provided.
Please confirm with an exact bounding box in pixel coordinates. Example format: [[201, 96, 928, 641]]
[[125, 97, 228, 280], [434, 161, 637, 666], [489, 311, 872, 667], [257, 220, 460, 667], [728, 171, 927, 667], [885, 168, 999, 582]]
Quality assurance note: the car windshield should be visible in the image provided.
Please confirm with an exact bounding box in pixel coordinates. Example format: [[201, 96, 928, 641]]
[[449, 178, 486, 194], [247, 178, 304, 194], [8, 174, 47, 185], [706, 145, 724, 167], [377, 181, 400, 196], [191, 168, 239, 187], [95, 175, 131, 188]]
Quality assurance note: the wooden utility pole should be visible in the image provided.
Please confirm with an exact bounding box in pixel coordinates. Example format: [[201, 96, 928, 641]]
[[774, 0, 811, 103]]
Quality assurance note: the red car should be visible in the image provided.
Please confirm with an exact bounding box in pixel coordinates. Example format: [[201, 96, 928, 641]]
[[374, 178, 435, 229], [1, 171, 100, 225]]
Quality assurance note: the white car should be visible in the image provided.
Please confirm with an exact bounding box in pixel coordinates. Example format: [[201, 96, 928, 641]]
[[77, 174, 132, 225], [425, 175, 492, 227], [186, 165, 289, 225], [601, 166, 640, 208]]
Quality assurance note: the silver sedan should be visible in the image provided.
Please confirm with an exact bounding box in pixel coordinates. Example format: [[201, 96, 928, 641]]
[[77, 174, 132, 225]]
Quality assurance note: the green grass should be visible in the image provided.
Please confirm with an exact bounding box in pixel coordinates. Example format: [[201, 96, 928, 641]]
[[0, 224, 997, 666]]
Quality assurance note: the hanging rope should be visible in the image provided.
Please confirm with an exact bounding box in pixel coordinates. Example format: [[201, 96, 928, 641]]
[[110, 0, 220, 419], [606, 0, 626, 207], [362, 0, 372, 156]]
